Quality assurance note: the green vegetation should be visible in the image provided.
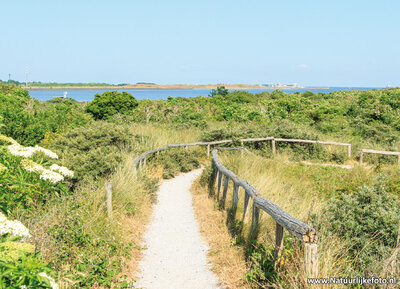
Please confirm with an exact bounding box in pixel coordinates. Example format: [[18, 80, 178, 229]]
[[86, 91, 139, 120], [1, 82, 400, 288]]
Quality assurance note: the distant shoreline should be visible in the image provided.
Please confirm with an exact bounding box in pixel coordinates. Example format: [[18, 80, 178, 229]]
[[24, 84, 328, 91]]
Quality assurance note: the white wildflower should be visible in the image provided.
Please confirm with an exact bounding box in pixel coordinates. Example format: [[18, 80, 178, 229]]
[[0, 212, 31, 239], [49, 164, 74, 178], [40, 169, 64, 184], [21, 159, 64, 184], [39, 272, 59, 289], [7, 144, 36, 158], [34, 145, 58, 159], [7, 143, 58, 159]]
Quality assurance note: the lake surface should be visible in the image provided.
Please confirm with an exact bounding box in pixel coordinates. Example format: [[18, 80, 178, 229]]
[[28, 87, 382, 102]]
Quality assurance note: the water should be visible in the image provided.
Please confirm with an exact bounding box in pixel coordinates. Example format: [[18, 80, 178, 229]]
[[28, 87, 382, 102]]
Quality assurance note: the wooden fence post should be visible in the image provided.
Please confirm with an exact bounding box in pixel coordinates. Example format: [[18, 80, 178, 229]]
[[207, 144, 210, 157], [221, 176, 229, 208], [242, 191, 250, 223], [275, 223, 284, 269], [359, 151, 363, 165], [105, 182, 112, 218], [241, 141, 244, 156], [209, 161, 217, 196], [249, 203, 260, 239], [143, 157, 147, 168], [185, 146, 188, 150], [217, 172, 223, 200], [304, 243, 319, 278], [347, 144, 351, 158], [231, 184, 239, 216], [272, 138, 276, 155]]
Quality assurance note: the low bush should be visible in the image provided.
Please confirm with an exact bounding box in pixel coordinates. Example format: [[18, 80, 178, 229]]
[[313, 175, 400, 273], [49, 122, 135, 184], [154, 148, 201, 179]]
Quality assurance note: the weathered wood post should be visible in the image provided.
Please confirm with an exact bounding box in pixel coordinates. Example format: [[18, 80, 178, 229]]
[[185, 145, 188, 150], [143, 156, 147, 168], [221, 176, 229, 208], [347, 144, 351, 158], [105, 182, 112, 218], [304, 243, 319, 278], [207, 144, 211, 157], [272, 138, 276, 155], [209, 160, 217, 196], [359, 150, 363, 165], [274, 223, 284, 269], [231, 184, 239, 216], [242, 192, 250, 223], [249, 203, 260, 240], [217, 172, 223, 200], [241, 140, 244, 156]]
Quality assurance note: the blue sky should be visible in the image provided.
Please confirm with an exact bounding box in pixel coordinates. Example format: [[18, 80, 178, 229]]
[[1, 0, 399, 86]]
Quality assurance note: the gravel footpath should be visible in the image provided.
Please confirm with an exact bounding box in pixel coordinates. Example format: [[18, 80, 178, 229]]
[[135, 169, 221, 289]]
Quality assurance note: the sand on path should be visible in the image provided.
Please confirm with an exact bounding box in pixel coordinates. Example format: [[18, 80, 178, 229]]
[[135, 169, 221, 289]]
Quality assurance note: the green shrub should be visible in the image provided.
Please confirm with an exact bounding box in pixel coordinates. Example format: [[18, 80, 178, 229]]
[[0, 84, 90, 146], [314, 175, 400, 272], [154, 148, 201, 179], [86, 91, 138, 120], [49, 122, 135, 183]]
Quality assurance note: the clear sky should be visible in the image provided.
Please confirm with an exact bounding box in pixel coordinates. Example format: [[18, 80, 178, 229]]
[[1, 0, 399, 87]]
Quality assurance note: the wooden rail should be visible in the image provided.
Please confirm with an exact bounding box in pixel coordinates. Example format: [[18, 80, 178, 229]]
[[360, 149, 400, 165], [241, 137, 351, 157], [210, 148, 318, 277], [133, 137, 353, 171]]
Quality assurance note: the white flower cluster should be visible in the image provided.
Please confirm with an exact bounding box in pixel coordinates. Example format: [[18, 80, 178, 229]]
[[7, 143, 58, 159], [0, 212, 31, 240], [49, 164, 74, 178], [3, 136, 74, 184], [21, 159, 65, 184]]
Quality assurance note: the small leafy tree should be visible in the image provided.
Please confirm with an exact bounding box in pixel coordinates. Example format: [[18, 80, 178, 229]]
[[209, 86, 229, 97], [85, 91, 138, 120]]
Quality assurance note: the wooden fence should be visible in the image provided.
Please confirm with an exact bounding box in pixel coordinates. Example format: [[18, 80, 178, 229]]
[[210, 147, 318, 278], [133, 137, 353, 170], [360, 149, 400, 165]]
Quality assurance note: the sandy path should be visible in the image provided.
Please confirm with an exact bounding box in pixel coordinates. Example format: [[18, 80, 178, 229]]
[[135, 169, 221, 289]]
